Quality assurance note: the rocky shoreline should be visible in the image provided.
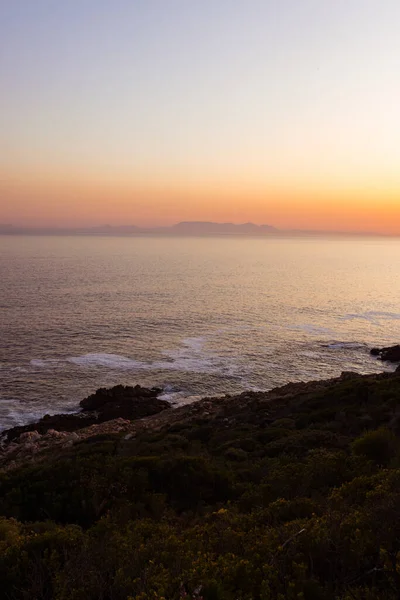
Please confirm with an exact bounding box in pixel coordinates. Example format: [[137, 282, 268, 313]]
[[3, 384, 169, 443], [1, 344, 399, 472], [1, 373, 399, 472]]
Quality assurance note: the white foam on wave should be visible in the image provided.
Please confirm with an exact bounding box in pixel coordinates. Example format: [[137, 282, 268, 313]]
[[158, 390, 199, 405], [67, 353, 148, 369], [30, 358, 62, 368], [153, 337, 244, 377], [64, 340, 226, 375], [30, 337, 247, 379], [0, 399, 56, 432]]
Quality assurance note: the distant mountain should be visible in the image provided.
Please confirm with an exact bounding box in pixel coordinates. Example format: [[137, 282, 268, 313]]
[[0, 224, 141, 235], [168, 221, 277, 235], [1, 222, 390, 237], [0, 222, 278, 236], [87, 225, 141, 234]]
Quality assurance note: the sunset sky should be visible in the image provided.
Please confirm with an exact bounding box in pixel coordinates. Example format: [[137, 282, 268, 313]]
[[1, 0, 400, 233]]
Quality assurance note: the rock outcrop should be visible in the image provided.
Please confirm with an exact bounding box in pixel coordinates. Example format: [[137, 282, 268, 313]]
[[3, 385, 169, 443], [370, 344, 400, 363], [80, 384, 164, 418]]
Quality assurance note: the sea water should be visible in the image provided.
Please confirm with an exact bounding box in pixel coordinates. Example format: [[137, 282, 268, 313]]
[[1, 234, 400, 430]]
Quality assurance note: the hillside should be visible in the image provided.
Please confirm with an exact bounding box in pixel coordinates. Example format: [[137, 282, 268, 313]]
[[1, 368, 400, 599]]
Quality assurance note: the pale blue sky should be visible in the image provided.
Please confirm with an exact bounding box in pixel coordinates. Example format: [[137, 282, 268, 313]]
[[1, 1, 400, 229]]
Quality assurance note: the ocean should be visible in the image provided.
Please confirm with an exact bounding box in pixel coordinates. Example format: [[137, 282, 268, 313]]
[[1, 234, 400, 431]]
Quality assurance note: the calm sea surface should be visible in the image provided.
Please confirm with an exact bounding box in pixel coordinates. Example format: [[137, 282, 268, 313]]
[[1, 234, 400, 431]]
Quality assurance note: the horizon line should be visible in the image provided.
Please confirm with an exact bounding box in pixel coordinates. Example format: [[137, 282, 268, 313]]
[[0, 221, 397, 238]]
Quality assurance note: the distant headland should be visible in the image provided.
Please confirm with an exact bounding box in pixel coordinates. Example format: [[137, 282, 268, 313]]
[[0, 221, 391, 237]]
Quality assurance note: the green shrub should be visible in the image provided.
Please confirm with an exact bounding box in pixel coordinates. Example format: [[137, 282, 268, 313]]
[[352, 428, 398, 465]]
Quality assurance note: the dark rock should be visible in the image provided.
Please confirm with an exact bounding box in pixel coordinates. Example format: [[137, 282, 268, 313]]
[[80, 384, 161, 411], [79, 384, 166, 421], [370, 345, 400, 363], [3, 385, 169, 443], [3, 413, 97, 443], [381, 345, 400, 363]]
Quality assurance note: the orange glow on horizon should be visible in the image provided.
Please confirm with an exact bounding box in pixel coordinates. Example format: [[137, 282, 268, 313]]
[[1, 169, 400, 235]]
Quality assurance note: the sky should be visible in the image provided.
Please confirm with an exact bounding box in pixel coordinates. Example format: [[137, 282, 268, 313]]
[[1, 0, 400, 233]]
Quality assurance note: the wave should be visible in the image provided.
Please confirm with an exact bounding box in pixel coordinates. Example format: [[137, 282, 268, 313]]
[[30, 358, 62, 368], [29, 337, 245, 378], [322, 342, 368, 350], [157, 385, 201, 405], [289, 324, 336, 335], [155, 337, 248, 377], [341, 311, 400, 324], [27, 332, 374, 385], [0, 398, 76, 432], [67, 353, 148, 369]]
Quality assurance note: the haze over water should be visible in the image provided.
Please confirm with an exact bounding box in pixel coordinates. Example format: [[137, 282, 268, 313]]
[[1, 234, 400, 431]]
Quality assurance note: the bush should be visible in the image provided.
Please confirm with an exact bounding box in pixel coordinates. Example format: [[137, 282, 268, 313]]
[[352, 428, 398, 465]]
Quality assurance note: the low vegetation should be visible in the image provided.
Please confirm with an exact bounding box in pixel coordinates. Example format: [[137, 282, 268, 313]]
[[1, 372, 400, 599]]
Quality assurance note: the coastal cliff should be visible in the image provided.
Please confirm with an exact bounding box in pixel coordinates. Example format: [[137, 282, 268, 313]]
[[1, 360, 400, 599]]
